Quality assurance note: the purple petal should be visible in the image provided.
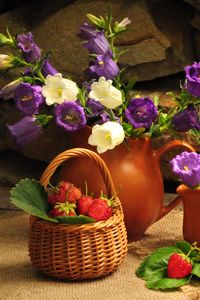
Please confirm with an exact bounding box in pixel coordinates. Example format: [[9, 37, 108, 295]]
[[14, 82, 44, 116], [185, 62, 200, 97], [17, 32, 41, 63], [172, 105, 200, 132], [170, 151, 200, 187], [7, 116, 41, 148], [83, 32, 109, 55], [41, 59, 58, 78], [125, 97, 158, 128], [79, 22, 98, 40], [88, 51, 119, 80], [55, 101, 86, 131]]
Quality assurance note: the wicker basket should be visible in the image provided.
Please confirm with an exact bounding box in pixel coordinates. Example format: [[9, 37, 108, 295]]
[[28, 148, 128, 280]]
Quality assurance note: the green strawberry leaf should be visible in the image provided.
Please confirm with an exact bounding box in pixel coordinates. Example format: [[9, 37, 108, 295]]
[[136, 246, 178, 280], [175, 241, 197, 258], [192, 263, 200, 278], [55, 215, 95, 224], [10, 178, 58, 223], [146, 277, 189, 290]]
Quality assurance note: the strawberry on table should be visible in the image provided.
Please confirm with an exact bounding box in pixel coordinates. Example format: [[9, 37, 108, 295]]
[[167, 253, 192, 279]]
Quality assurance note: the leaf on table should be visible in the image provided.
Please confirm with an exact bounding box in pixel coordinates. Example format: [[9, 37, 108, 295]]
[[175, 241, 197, 259], [10, 178, 58, 223], [192, 263, 200, 278], [136, 246, 178, 280], [147, 277, 189, 290], [56, 215, 95, 224]]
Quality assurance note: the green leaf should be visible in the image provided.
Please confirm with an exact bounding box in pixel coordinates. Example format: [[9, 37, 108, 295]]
[[175, 241, 197, 258], [10, 178, 58, 223], [55, 215, 95, 224], [153, 95, 160, 107], [147, 277, 188, 290], [192, 263, 200, 278], [136, 246, 178, 280]]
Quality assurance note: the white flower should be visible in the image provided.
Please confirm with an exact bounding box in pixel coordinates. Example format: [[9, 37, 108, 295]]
[[118, 18, 131, 29], [88, 121, 125, 153], [0, 54, 13, 69], [88, 76, 123, 109], [41, 73, 79, 105]]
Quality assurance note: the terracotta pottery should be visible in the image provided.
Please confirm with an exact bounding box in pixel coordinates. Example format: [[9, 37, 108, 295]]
[[59, 127, 195, 241], [176, 184, 200, 246]]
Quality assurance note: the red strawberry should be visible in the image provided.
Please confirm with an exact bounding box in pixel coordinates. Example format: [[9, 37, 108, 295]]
[[167, 253, 192, 279], [49, 207, 68, 217], [66, 185, 82, 203], [49, 202, 77, 218], [59, 181, 72, 191], [77, 195, 94, 215], [87, 198, 112, 221], [48, 181, 81, 205]]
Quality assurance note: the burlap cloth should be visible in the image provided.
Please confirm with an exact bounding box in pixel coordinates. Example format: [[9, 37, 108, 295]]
[[0, 209, 200, 300]]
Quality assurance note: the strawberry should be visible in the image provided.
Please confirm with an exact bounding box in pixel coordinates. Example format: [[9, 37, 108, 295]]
[[66, 185, 82, 203], [59, 181, 72, 191], [77, 195, 94, 215], [48, 181, 81, 205], [49, 207, 68, 217], [167, 253, 192, 279], [87, 198, 112, 221], [49, 202, 77, 218]]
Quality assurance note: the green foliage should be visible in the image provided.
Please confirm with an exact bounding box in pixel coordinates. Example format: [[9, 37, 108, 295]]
[[10, 178, 97, 225], [55, 215, 95, 224], [136, 241, 200, 290], [10, 179, 58, 223]]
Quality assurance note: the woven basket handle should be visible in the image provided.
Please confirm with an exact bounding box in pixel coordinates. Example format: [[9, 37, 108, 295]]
[[40, 148, 117, 199]]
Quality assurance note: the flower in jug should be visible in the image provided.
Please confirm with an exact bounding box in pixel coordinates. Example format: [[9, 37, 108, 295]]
[[170, 151, 200, 188]]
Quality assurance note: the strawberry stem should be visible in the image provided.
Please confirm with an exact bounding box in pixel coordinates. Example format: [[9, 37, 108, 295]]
[[48, 182, 59, 192], [84, 181, 88, 196]]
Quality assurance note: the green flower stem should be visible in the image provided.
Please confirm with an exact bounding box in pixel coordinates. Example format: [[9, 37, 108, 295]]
[[37, 69, 45, 83]]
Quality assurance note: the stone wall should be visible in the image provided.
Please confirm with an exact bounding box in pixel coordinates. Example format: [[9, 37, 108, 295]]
[[0, 0, 197, 85]]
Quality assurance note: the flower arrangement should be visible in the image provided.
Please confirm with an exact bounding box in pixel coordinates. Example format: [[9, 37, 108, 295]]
[[170, 151, 200, 189], [0, 8, 200, 153]]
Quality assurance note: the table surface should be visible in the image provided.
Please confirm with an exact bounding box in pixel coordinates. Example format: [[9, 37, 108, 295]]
[[0, 194, 199, 300]]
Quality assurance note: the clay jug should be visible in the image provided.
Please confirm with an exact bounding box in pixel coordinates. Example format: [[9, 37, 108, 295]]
[[59, 127, 195, 241], [176, 184, 200, 246]]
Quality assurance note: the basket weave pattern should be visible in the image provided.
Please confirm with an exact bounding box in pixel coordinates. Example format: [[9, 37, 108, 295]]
[[29, 148, 128, 280]]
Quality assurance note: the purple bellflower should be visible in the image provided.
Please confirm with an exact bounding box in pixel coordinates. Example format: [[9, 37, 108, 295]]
[[55, 101, 86, 131], [86, 98, 110, 125], [7, 116, 42, 148], [170, 151, 200, 188], [84, 31, 109, 55], [14, 82, 44, 116], [89, 51, 119, 80], [0, 79, 21, 100], [17, 32, 41, 63], [79, 22, 98, 40], [172, 105, 200, 132], [125, 97, 158, 128], [41, 59, 58, 78], [185, 62, 200, 97]]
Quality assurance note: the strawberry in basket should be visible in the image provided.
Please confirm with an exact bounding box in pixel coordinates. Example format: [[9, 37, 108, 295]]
[[48, 180, 113, 222], [48, 181, 82, 206]]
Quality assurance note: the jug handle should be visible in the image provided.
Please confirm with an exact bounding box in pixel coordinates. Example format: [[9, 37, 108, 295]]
[[154, 140, 195, 222]]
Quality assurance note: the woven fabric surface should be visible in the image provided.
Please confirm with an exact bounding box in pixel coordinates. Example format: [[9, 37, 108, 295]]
[[0, 209, 199, 300]]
